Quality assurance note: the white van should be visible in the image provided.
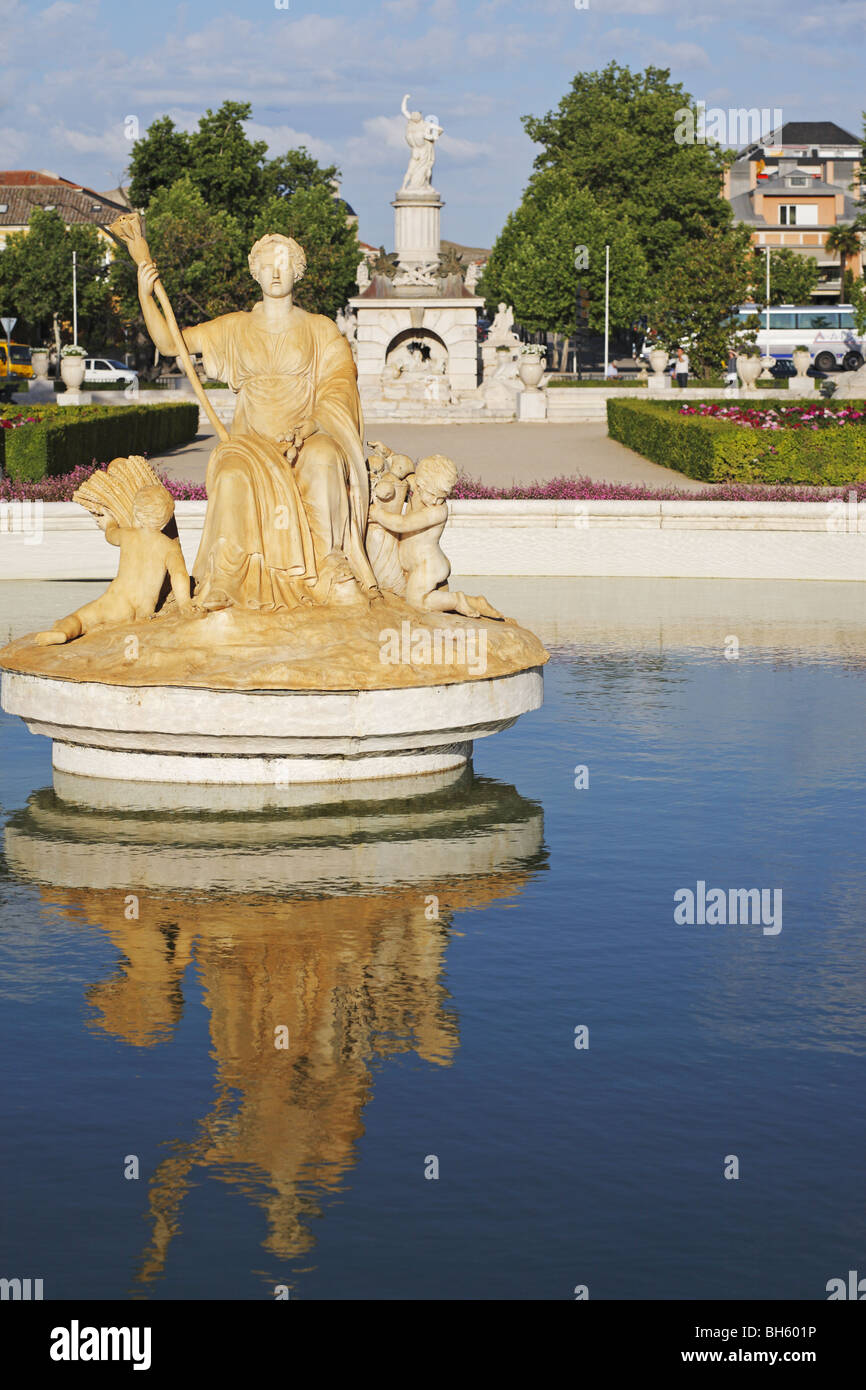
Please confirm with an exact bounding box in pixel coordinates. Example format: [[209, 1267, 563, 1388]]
[[735, 305, 863, 373]]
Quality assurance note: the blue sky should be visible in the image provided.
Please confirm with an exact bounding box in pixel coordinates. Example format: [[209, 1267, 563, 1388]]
[[0, 0, 863, 249]]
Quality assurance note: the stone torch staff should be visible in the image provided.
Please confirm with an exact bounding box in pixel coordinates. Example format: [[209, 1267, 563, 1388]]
[[109, 212, 230, 444]]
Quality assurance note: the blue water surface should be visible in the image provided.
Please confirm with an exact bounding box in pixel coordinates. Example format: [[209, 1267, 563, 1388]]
[[1, 601, 864, 1300]]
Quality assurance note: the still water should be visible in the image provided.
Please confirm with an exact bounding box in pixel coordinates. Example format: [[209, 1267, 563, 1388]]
[[1, 579, 864, 1300]]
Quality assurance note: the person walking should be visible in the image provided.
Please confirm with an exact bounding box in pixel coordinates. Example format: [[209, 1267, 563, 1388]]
[[724, 350, 738, 390], [675, 346, 689, 389]]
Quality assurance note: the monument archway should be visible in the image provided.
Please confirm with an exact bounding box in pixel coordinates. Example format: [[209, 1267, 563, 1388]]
[[384, 327, 448, 377]]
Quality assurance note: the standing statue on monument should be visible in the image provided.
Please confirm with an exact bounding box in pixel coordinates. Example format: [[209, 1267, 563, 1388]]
[[400, 94, 442, 191]]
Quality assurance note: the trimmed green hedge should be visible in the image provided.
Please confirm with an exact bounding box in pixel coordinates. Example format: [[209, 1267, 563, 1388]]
[[0, 402, 199, 482], [607, 398, 866, 485]]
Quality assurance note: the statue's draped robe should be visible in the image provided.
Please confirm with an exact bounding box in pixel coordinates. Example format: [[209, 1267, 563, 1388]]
[[191, 305, 376, 609]]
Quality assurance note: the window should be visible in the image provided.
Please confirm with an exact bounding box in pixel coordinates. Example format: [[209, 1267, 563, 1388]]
[[797, 312, 839, 330], [768, 313, 797, 330], [0, 203, 7, 213], [95, 360, 111, 370], [788, 176, 809, 187], [779, 204, 819, 226], [838, 313, 856, 328]]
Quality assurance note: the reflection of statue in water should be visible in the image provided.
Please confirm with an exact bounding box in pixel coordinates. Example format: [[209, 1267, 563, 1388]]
[[7, 775, 544, 1287], [400, 93, 443, 192]]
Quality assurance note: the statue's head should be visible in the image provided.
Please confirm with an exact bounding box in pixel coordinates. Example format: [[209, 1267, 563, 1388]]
[[249, 234, 306, 298], [414, 454, 457, 505], [132, 484, 174, 532]]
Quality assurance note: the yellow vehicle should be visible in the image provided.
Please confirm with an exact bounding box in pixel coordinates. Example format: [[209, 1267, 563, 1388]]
[[0, 341, 34, 378]]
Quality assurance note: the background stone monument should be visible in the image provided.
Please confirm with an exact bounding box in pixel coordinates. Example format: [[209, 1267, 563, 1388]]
[[349, 94, 484, 414]]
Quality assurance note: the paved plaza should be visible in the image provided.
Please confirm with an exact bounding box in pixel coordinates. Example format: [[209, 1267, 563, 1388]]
[[154, 420, 707, 493]]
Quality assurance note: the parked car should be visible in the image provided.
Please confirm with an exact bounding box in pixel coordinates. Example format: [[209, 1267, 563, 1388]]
[[0, 341, 33, 379], [768, 358, 823, 380], [476, 317, 491, 343], [83, 357, 138, 386]]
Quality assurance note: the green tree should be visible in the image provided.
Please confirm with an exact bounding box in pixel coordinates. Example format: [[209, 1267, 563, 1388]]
[[127, 115, 191, 209], [0, 208, 114, 346], [110, 175, 250, 330], [825, 223, 863, 304], [266, 146, 340, 201], [749, 247, 819, 305], [522, 62, 731, 282], [128, 109, 343, 227], [186, 100, 271, 227], [848, 276, 866, 336], [649, 221, 753, 373], [251, 186, 360, 319], [479, 176, 648, 336]]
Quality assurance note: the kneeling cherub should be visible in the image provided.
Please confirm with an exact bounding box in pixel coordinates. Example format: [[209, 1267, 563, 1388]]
[[368, 453, 504, 620], [36, 481, 193, 645]]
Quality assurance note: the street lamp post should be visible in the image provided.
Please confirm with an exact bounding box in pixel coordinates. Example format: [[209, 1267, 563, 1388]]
[[760, 246, 773, 380], [72, 251, 78, 347], [603, 244, 610, 379]]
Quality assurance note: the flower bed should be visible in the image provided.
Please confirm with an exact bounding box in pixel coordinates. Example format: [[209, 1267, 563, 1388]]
[[680, 402, 866, 430], [0, 402, 199, 482], [607, 397, 866, 485], [7, 464, 866, 507]]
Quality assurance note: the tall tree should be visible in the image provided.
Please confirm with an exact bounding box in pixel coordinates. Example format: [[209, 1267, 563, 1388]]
[[266, 147, 340, 201], [186, 100, 271, 227], [127, 115, 191, 210], [649, 221, 753, 373], [479, 176, 648, 336], [748, 247, 819, 306], [251, 186, 360, 320], [522, 63, 731, 281], [110, 175, 250, 331], [825, 223, 863, 304], [0, 208, 114, 346]]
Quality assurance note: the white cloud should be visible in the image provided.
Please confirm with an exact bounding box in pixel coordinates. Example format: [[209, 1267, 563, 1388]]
[[246, 122, 339, 164], [649, 40, 710, 68]]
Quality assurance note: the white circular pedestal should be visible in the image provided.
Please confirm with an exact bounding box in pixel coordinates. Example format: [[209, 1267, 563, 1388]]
[[1, 667, 544, 787]]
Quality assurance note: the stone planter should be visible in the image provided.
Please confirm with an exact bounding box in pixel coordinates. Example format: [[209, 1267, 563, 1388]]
[[518, 356, 545, 390], [793, 349, 811, 379], [30, 350, 50, 380], [648, 348, 669, 377], [736, 354, 762, 392], [60, 355, 86, 391]]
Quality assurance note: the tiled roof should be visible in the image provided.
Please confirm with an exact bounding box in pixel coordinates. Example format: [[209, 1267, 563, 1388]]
[[773, 122, 861, 147], [0, 176, 129, 228], [735, 122, 862, 160]]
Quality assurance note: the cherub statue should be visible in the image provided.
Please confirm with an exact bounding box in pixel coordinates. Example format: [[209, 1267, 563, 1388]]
[[35, 457, 193, 645], [366, 442, 415, 594], [368, 453, 504, 620]]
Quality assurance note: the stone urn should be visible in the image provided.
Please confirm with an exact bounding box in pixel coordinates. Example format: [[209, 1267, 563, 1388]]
[[518, 353, 545, 390], [792, 348, 811, 379], [736, 354, 762, 392], [648, 347, 669, 377], [60, 354, 86, 391], [30, 349, 50, 380]]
